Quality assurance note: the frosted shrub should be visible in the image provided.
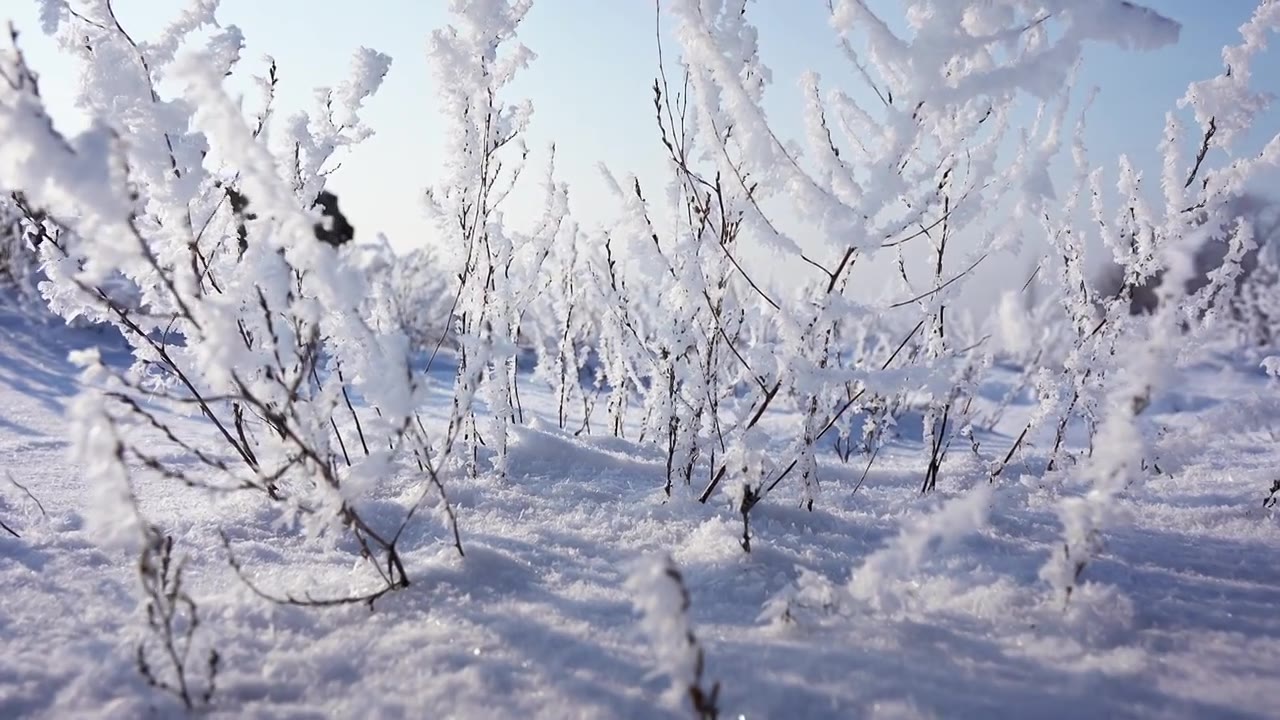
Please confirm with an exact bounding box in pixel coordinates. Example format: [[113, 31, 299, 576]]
[[524, 220, 602, 433], [384, 244, 455, 353], [595, 50, 769, 501], [1040, 0, 1280, 602], [614, 0, 1184, 549], [134, 530, 219, 711], [0, 0, 462, 615], [1223, 195, 1280, 348], [1236, 246, 1280, 349]]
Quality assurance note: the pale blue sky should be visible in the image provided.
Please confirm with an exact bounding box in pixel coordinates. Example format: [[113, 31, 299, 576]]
[[5, 1, 1277, 277]]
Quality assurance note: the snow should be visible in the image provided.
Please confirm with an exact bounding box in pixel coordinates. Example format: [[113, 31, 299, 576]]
[[4, 301, 1280, 718], [4, 0, 1280, 717]]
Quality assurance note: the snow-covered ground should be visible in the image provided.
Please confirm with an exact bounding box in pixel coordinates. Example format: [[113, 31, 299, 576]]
[[3, 304, 1280, 719]]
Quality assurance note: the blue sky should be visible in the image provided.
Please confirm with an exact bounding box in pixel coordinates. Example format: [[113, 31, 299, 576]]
[[5, 1, 1277, 268]]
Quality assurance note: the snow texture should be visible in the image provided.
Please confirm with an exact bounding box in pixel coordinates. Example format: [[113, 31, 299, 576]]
[[4, 0, 1280, 718], [4, 301, 1280, 718]]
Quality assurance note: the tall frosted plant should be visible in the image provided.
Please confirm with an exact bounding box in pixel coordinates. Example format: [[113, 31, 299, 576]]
[[424, 0, 567, 481], [597, 15, 767, 500]]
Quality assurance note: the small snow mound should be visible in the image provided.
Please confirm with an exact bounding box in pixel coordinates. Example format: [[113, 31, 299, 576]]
[[849, 485, 993, 613], [675, 515, 745, 568], [1059, 582, 1138, 649]]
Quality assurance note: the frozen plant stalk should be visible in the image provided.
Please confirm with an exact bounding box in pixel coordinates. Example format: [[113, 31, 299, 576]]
[[627, 555, 720, 720]]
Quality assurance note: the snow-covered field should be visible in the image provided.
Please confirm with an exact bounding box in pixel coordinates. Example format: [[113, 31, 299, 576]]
[[4, 0, 1280, 717], [4, 302, 1280, 719]]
